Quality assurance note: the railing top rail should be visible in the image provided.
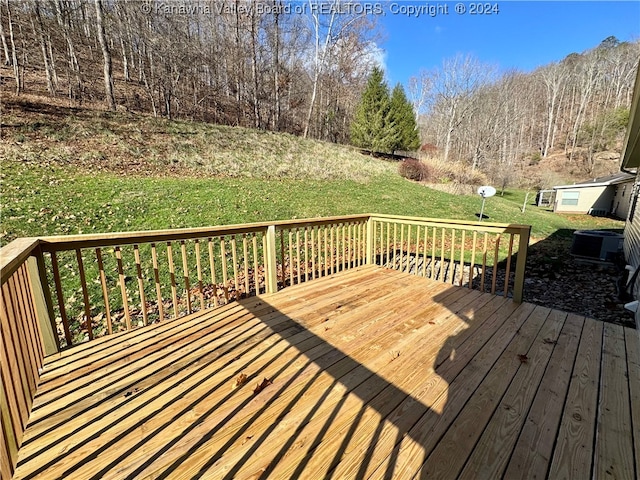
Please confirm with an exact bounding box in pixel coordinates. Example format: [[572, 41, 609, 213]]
[[0, 237, 40, 284], [36, 214, 372, 252], [370, 214, 532, 234], [273, 214, 370, 231]]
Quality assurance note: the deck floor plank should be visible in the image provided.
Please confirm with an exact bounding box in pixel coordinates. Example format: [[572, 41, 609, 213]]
[[625, 327, 640, 479], [502, 313, 584, 480], [595, 323, 635, 480], [369, 301, 539, 479], [414, 305, 554, 480], [10, 267, 638, 480]]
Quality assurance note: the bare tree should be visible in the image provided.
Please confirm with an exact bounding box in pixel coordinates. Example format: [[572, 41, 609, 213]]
[[94, 0, 115, 110]]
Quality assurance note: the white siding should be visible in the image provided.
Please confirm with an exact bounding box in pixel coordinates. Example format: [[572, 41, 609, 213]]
[[612, 180, 634, 220], [554, 186, 612, 214], [624, 178, 640, 300]]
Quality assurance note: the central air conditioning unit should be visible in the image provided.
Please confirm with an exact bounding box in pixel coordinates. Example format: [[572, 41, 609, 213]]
[[570, 230, 624, 261]]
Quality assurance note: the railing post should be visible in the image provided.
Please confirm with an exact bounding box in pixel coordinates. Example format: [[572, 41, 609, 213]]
[[265, 225, 278, 294], [512, 225, 531, 303], [27, 253, 59, 355], [366, 217, 374, 265]]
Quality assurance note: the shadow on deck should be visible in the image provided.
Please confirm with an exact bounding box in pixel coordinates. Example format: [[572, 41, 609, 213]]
[[12, 266, 639, 480]]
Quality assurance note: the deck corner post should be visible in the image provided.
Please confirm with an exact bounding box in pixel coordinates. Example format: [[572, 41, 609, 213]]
[[27, 253, 60, 355], [366, 217, 374, 265], [512, 225, 531, 303], [265, 225, 278, 294]]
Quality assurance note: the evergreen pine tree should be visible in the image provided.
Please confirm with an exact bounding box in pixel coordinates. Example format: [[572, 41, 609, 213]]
[[350, 67, 397, 154], [389, 83, 421, 152]]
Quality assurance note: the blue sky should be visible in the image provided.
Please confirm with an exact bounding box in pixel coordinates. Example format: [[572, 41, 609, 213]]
[[377, 1, 640, 86]]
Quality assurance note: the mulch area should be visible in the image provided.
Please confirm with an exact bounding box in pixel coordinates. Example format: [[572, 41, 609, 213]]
[[523, 242, 636, 329]]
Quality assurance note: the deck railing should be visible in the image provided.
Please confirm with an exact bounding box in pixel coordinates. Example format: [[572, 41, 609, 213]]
[[0, 214, 530, 478]]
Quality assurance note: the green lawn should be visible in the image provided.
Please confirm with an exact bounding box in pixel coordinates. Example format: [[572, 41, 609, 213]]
[[1, 157, 623, 246]]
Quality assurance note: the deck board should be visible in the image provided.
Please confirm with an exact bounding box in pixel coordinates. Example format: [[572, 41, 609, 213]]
[[11, 266, 639, 480]]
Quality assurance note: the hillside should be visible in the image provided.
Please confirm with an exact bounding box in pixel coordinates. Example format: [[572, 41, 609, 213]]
[[1, 94, 393, 182]]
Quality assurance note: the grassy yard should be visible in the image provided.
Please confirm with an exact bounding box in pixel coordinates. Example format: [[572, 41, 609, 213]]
[[1, 156, 624, 246]]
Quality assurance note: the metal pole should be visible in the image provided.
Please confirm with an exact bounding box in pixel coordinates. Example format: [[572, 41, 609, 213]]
[[479, 195, 486, 221]]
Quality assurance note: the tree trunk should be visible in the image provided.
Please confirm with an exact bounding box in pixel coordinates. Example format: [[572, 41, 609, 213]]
[[94, 0, 115, 110], [5, 0, 20, 93], [0, 3, 10, 66], [32, 1, 55, 95], [273, 3, 281, 130]]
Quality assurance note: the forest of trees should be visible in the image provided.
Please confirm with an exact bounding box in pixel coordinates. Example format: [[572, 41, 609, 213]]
[[1, 1, 638, 186], [409, 37, 639, 186], [0, 0, 381, 143]]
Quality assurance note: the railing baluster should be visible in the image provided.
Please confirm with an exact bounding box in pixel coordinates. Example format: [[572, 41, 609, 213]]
[[422, 226, 428, 277], [430, 227, 437, 280], [439, 228, 446, 282], [115, 246, 132, 329], [133, 245, 148, 326], [253, 234, 260, 294], [207, 238, 219, 307], [491, 234, 501, 295], [243, 234, 250, 296], [296, 229, 301, 285], [304, 227, 310, 282], [180, 241, 192, 314], [195, 240, 205, 310], [504, 233, 515, 297], [481, 233, 488, 292], [280, 229, 286, 287], [262, 234, 269, 291], [220, 238, 229, 302], [311, 227, 316, 280], [75, 249, 93, 340], [385, 223, 390, 268], [348, 223, 354, 269], [49, 252, 71, 346], [167, 242, 179, 318], [231, 235, 240, 296], [330, 225, 335, 275], [151, 243, 165, 321], [459, 230, 466, 287], [450, 229, 456, 284], [392, 223, 398, 270], [288, 230, 294, 287], [470, 232, 477, 289], [95, 248, 113, 334], [406, 224, 412, 274], [324, 226, 329, 276]]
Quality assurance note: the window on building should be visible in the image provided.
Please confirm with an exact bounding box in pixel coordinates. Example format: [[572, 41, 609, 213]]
[[561, 191, 580, 206]]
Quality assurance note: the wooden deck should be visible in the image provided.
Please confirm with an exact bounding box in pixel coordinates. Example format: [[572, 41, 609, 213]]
[[12, 266, 639, 480]]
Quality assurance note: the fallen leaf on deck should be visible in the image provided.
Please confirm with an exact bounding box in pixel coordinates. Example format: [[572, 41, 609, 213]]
[[517, 354, 529, 364], [232, 373, 248, 390], [253, 377, 272, 395], [124, 388, 139, 398]]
